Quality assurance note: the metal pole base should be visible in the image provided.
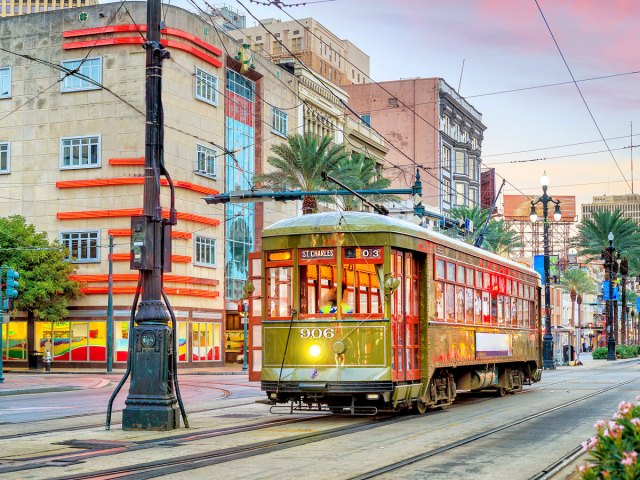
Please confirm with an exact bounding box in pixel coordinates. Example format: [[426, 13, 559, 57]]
[[122, 322, 180, 431], [542, 335, 555, 370]]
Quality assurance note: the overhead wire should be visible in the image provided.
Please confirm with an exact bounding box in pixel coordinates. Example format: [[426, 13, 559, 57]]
[[230, 0, 452, 202], [534, 0, 633, 195]]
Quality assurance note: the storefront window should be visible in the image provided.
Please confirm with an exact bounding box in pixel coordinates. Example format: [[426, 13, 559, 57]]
[[3, 322, 27, 361], [115, 321, 130, 362], [192, 322, 221, 361], [177, 322, 188, 362], [71, 323, 88, 361]]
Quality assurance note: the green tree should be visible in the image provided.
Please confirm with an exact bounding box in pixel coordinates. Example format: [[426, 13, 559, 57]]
[[330, 153, 399, 211], [559, 268, 596, 328], [0, 216, 83, 351], [572, 209, 640, 261], [255, 133, 349, 214], [448, 206, 524, 256]]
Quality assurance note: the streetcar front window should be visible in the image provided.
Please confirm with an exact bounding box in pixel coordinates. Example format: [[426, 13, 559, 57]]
[[298, 247, 384, 318]]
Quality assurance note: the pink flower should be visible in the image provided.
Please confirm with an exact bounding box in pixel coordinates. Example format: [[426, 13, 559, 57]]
[[582, 436, 599, 451], [594, 420, 607, 430], [608, 423, 624, 439], [621, 451, 638, 467], [619, 401, 633, 415], [631, 417, 640, 427]]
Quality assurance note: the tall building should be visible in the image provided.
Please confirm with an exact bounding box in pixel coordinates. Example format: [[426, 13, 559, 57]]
[[581, 194, 640, 223], [344, 78, 486, 215], [227, 16, 370, 86], [0, 0, 97, 17], [0, 2, 299, 367]]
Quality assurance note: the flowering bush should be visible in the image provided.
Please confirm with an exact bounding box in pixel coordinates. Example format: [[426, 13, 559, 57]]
[[578, 398, 640, 479]]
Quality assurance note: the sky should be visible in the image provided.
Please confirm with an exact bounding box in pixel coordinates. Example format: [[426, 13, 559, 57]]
[[158, 0, 640, 215]]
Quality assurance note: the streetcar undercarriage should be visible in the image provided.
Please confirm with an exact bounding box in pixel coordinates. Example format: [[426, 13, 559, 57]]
[[262, 362, 541, 415]]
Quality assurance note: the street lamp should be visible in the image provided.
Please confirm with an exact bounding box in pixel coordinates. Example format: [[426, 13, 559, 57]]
[[602, 232, 617, 361], [530, 171, 561, 370]]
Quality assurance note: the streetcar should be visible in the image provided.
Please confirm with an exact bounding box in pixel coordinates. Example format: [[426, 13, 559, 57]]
[[247, 212, 542, 414]]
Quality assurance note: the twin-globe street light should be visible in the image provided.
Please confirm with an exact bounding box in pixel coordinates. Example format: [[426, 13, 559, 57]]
[[603, 232, 618, 361], [529, 172, 561, 370]]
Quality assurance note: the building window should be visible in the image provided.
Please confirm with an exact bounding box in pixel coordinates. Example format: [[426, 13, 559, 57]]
[[60, 135, 100, 169], [360, 113, 371, 127], [455, 182, 467, 206], [472, 136, 479, 150], [0, 142, 9, 174], [195, 235, 216, 267], [61, 231, 99, 262], [291, 37, 302, 50], [455, 150, 467, 175], [196, 144, 217, 178], [0, 67, 10, 99], [272, 107, 288, 137], [272, 40, 282, 54], [442, 177, 451, 205], [195, 67, 218, 106], [470, 156, 478, 181], [470, 186, 479, 206], [61, 57, 102, 92], [441, 145, 451, 171]]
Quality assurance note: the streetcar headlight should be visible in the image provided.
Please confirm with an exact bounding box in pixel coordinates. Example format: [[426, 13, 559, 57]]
[[366, 394, 379, 401], [308, 345, 322, 358]]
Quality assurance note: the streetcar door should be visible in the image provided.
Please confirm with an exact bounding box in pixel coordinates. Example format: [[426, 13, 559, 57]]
[[391, 251, 421, 382], [247, 252, 263, 382]]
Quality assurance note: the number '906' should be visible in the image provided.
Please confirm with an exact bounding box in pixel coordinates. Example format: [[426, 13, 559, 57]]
[[300, 328, 335, 339]]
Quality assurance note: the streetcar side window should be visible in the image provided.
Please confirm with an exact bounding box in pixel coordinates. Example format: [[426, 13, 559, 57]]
[[266, 266, 292, 319]]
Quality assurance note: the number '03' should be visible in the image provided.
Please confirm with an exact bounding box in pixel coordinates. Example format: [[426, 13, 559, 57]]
[[300, 328, 335, 339]]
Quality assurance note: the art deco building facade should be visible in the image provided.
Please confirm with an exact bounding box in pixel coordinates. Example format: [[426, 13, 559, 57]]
[[0, 2, 299, 367], [581, 194, 640, 223]]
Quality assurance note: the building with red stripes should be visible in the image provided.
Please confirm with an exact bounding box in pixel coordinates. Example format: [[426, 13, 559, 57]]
[[0, 2, 299, 367]]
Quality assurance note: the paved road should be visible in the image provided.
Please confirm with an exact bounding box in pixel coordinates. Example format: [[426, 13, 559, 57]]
[[0, 357, 637, 480]]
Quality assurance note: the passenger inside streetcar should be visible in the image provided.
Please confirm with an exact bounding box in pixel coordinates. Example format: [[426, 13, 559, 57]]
[[320, 285, 354, 314]]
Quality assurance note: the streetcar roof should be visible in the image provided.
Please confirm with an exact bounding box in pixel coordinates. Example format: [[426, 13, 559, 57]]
[[264, 211, 540, 280]]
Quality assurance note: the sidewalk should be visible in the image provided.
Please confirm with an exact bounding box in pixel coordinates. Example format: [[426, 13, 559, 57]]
[[0, 363, 247, 396]]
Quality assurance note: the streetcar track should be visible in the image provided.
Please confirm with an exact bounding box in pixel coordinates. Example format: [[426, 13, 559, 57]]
[[529, 445, 584, 480], [0, 399, 260, 441], [348, 376, 640, 480], [0, 414, 329, 474], [46, 415, 408, 480]]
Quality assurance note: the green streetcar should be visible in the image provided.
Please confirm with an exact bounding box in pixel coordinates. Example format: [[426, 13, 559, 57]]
[[247, 212, 542, 414]]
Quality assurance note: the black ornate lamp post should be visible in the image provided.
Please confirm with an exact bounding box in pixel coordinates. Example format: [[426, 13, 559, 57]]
[[602, 232, 617, 361], [530, 171, 561, 370]]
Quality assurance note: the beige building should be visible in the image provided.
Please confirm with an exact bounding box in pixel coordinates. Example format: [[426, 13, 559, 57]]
[[0, 2, 298, 367], [284, 63, 387, 166], [228, 16, 370, 86], [581, 194, 640, 223], [0, 0, 96, 17]]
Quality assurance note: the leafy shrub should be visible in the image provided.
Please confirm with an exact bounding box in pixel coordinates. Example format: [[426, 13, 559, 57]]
[[592, 347, 608, 360], [616, 345, 638, 359], [578, 398, 640, 479]]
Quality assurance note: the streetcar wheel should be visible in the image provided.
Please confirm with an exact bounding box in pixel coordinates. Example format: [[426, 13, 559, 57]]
[[412, 401, 428, 415], [495, 387, 507, 397]]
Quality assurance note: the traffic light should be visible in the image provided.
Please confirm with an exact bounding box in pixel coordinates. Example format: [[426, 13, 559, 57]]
[[5, 268, 19, 299]]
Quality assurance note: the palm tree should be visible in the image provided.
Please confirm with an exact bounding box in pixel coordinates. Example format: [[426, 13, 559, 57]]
[[572, 209, 640, 345], [255, 133, 349, 214], [448, 206, 523, 256], [559, 268, 595, 328], [330, 153, 399, 211], [572, 209, 640, 261]]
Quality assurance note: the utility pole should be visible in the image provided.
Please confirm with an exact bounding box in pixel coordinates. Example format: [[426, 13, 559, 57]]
[[106, 234, 114, 373], [121, 0, 179, 430]]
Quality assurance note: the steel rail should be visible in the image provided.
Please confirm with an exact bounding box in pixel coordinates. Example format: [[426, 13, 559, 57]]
[[348, 376, 640, 480]]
